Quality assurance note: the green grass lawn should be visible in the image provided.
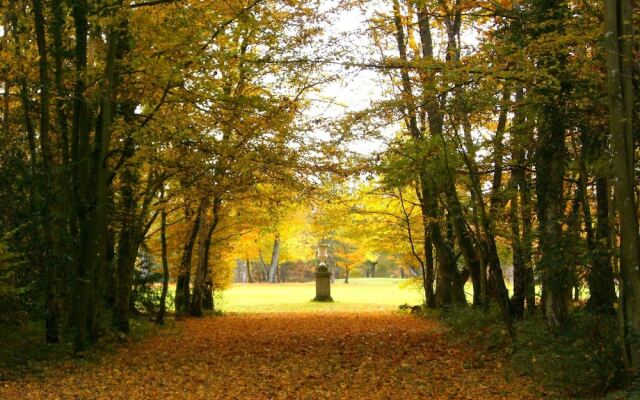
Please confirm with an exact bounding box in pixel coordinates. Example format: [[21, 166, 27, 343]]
[[216, 278, 425, 313]]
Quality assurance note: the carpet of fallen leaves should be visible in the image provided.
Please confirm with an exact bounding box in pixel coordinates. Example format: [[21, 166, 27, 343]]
[[0, 312, 539, 399]]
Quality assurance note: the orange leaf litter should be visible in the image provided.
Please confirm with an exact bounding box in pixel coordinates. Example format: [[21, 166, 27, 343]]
[[0, 312, 538, 399]]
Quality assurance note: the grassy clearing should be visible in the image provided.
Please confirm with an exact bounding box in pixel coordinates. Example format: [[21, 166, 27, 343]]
[[216, 278, 425, 313]]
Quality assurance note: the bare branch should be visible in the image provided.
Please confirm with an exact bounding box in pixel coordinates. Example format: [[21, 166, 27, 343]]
[[130, 0, 177, 8]]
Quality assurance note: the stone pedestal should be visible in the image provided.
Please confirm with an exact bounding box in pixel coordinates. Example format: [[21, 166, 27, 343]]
[[314, 267, 333, 302]]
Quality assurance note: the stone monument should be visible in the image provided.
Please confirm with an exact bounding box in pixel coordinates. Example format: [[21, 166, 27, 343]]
[[314, 243, 333, 302]]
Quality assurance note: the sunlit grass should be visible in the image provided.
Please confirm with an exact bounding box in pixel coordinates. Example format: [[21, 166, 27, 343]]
[[216, 278, 425, 313]]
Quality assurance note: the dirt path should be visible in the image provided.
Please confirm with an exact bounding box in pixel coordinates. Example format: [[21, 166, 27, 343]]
[[0, 312, 538, 399]]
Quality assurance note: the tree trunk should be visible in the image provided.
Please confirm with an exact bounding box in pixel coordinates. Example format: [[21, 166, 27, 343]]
[[113, 139, 140, 334], [442, 183, 480, 306], [510, 185, 526, 319], [70, 0, 92, 352], [605, 0, 640, 372], [509, 88, 532, 318], [156, 193, 169, 325], [175, 200, 204, 313], [430, 206, 457, 307], [88, 18, 122, 343], [585, 177, 616, 313], [189, 200, 210, 317], [268, 236, 280, 283], [423, 234, 435, 307], [32, 0, 60, 344], [395, 0, 450, 307], [246, 259, 254, 283], [203, 275, 214, 311], [536, 109, 570, 329], [190, 197, 221, 317], [259, 251, 269, 281], [530, 0, 572, 332]]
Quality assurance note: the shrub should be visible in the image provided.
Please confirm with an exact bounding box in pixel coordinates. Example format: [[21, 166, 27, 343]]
[[430, 306, 625, 398], [130, 249, 173, 315], [0, 238, 29, 325]]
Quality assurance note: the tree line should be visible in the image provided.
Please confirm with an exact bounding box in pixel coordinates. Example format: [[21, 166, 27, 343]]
[[341, 0, 638, 380], [0, 0, 329, 351]]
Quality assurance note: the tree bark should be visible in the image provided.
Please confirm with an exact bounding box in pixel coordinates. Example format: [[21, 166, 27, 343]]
[[509, 88, 535, 318], [530, 0, 572, 331], [585, 177, 616, 313], [268, 236, 280, 283], [175, 200, 204, 313], [605, 0, 640, 372], [32, 0, 60, 344], [70, 0, 92, 352], [156, 192, 169, 325], [246, 259, 254, 283], [190, 197, 221, 317]]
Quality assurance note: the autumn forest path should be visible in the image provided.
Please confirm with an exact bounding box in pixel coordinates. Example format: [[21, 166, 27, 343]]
[[1, 312, 537, 399]]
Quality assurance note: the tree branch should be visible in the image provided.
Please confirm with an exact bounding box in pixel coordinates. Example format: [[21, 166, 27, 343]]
[[130, 0, 177, 8]]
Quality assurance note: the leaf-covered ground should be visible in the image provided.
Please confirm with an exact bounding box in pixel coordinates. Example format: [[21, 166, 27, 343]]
[[0, 312, 538, 399]]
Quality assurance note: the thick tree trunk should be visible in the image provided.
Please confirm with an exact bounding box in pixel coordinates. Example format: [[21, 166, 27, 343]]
[[88, 19, 121, 343], [70, 0, 92, 352], [605, 0, 640, 372], [113, 138, 141, 334], [190, 201, 210, 317], [586, 177, 616, 313], [530, 0, 572, 331], [536, 107, 570, 329], [509, 89, 532, 318], [433, 219, 458, 306], [430, 203, 458, 307], [113, 224, 137, 332], [442, 181, 480, 306], [510, 177, 535, 318], [32, 0, 60, 344], [395, 1, 451, 307], [51, 0, 76, 321], [190, 197, 221, 317]]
